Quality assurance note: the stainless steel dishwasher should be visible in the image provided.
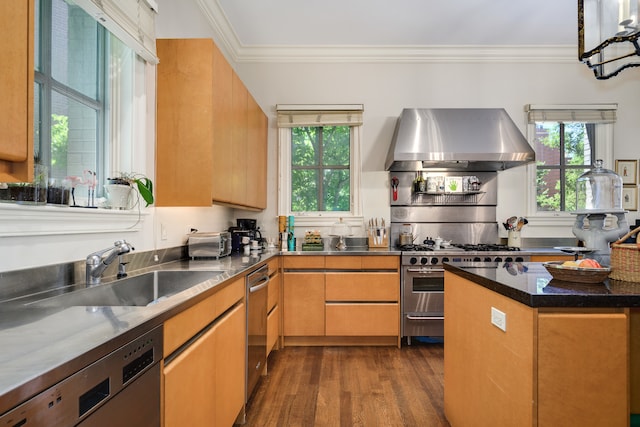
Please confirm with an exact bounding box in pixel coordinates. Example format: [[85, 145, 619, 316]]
[[246, 264, 269, 402], [0, 325, 163, 427]]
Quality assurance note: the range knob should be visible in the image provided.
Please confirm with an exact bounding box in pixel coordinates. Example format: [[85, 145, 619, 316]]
[[410, 257, 418, 265], [494, 257, 503, 263], [473, 256, 481, 262], [442, 257, 450, 263], [505, 256, 513, 262], [515, 257, 524, 262], [431, 258, 439, 265], [421, 257, 429, 265], [484, 257, 492, 262]]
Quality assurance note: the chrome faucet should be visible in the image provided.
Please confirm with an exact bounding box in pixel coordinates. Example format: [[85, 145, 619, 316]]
[[86, 240, 135, 286]]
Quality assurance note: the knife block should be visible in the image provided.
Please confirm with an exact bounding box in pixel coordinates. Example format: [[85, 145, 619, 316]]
[[368, 228, 389, 248]]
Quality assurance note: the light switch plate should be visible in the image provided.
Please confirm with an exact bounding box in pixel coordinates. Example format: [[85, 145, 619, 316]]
[[491, 307, 507, 331]]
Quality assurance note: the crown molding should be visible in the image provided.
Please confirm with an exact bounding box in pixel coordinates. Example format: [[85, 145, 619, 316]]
[[197, 0, 576, 65]]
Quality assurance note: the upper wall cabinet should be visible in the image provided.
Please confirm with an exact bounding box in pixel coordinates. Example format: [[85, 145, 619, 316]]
[[0, 0, 34, 182], [156, 38, 267, 209]]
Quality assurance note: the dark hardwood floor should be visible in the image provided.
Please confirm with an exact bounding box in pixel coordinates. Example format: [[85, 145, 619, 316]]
[[244, 342, 449, 426]]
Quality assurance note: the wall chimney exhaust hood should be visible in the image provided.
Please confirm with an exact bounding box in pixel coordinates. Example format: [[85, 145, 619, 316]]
[[385, 108, 535, 171]]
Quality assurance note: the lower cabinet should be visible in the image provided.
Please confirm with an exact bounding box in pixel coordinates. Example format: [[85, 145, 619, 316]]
[[163, 277, 246, 427], [444, 270, 629, 427], [266, 257, 281, 355], [282, 255, 400, 346]]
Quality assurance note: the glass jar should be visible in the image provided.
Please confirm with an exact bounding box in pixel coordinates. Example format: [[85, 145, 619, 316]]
[[575, 159, 623, 211]]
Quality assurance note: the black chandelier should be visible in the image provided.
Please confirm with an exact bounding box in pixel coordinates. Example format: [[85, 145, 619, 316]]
[[579, 0, 640, 79]]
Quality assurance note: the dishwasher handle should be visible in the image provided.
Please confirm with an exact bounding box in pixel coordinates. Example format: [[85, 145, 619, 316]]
[[249, 275, 269, 293]]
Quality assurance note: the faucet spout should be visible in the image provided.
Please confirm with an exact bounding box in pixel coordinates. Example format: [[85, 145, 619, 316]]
[[86, 240, 135, 286]]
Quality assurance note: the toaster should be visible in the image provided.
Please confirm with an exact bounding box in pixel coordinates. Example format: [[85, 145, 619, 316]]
[[188, 231, 231, 259]]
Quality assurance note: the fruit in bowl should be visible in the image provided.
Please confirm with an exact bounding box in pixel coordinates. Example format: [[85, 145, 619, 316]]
[[561, 259, 602, 269], [544, 259, 610, 283]]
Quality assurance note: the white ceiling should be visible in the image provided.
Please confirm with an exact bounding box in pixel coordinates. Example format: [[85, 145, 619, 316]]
[[213, 0, 577, 47]]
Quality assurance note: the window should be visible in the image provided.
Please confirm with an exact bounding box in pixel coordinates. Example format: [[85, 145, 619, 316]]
[[277, 105, 363, 222], [35, 0, 130, 200], [526, 104, 616, 214]]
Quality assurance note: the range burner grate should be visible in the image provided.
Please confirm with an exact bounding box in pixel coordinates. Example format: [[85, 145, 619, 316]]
[[398, 244, 434, 252], [452, 243, 520, 252]]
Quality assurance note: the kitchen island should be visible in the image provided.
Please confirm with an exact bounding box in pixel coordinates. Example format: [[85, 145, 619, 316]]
[[443, 262, 640, 427]]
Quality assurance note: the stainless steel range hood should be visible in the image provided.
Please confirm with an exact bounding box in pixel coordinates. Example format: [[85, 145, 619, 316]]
[[385, 108, 535, 171]]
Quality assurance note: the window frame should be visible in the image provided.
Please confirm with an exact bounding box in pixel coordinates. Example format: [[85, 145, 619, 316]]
[[277, 105, 363, 229], [524, 104, 616, 226]]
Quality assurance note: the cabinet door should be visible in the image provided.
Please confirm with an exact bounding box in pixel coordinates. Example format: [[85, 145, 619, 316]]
[[156, 38, 214, 206], [283, 272, 325, 336], [537, 311, 628, 426], [211, 42, 234, 204], [246, 93, 267, 209], [230, 72, 248, 206], [214, 303, 246, 427], [164, 325, 216, 426], [0, 0, 33, 181]]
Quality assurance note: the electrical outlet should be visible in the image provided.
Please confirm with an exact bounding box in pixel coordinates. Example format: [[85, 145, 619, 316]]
[[491, 307, 507, 332], [186, 225, 197, 235], [160, 223, 167, 240]]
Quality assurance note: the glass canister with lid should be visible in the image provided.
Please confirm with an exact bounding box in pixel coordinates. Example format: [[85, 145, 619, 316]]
[[575, 159, 623, 211]]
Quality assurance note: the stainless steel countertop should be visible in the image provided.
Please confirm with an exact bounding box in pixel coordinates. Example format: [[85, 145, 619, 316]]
[[0, 246, 566, 415], [0, 250, 278, 415]]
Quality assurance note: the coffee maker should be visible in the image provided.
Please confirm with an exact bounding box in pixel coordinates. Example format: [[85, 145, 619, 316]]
[[229, 218, 262, 252]]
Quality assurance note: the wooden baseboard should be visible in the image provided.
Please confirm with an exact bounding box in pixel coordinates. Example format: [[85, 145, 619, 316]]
[[283, 335, 399, 347]]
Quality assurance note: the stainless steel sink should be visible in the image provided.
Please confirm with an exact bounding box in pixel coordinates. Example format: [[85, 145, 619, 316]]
[[29, 270, 224, 307]]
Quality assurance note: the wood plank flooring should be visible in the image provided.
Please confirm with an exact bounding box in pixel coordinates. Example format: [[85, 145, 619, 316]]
[[244, 343, 449, 426]]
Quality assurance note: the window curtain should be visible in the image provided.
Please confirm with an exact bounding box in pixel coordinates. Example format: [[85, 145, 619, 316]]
[[69, 0, 158, 64], [276, 104, 364, 127], [525, 104, 617, 123]]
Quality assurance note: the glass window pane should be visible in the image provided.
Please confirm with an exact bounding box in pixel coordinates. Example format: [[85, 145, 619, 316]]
[[51, 91, 97, 182], [291, 127, 318, 166], [35, 0, 41, 71], [536, 167, 560, 211], [291, 169, 318, 211], [323, 169, 350, 211], [322, 126, 350, 166], [51, 0, 99, 100], [563, 122, 592, 166], [533, 122, 560, 166], [34, 83, 42, 158]]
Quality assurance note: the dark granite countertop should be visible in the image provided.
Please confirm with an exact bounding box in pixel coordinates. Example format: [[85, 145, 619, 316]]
[[443, 262, 640, 308]]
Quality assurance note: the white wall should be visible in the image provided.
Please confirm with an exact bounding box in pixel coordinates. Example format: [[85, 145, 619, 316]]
[[237, 58, 640, 241]]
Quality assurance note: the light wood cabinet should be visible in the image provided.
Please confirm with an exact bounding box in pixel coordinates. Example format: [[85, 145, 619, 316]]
[[444, 270, 629, 427], [163, 277, 246, 427], [156, 38, 267, 209], [0, 0, 33, 182], [282, 255, 400, 346], [283, 271, 325, 336], [266, 258, 281, 355], [529, 254, 573, 262]]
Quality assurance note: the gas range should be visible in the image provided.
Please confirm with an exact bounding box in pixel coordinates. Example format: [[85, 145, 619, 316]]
[[400, 243, 530, 266]]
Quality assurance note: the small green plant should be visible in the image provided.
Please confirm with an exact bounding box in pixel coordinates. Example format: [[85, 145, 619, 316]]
[[107, 172, 154, 207]]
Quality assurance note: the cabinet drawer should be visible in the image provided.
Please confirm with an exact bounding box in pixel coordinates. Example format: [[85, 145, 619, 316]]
[[362, 256, 399, 270], [267, 304, 279, 354], [268, 271, 279, 312], [283, 256, 325, 270], [326, 303, 399, 336], [325, 256, 362, 270], [325, 272, 399, 301], [164, 276, 244, 356], [266, 257, 279, 276]]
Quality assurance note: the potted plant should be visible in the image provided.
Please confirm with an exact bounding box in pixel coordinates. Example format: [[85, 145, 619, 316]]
[[106, 172, 154, 208]]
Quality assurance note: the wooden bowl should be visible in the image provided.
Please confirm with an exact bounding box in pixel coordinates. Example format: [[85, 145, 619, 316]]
[[543, 261, 610, 284]]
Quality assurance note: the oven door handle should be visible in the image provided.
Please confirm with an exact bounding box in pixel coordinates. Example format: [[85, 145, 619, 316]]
[[406, 315, 445, 320], [406, 268, 445, 273]]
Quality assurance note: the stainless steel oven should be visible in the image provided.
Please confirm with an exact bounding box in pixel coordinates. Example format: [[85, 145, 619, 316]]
[[402, 254, 445, 344], [246, 264, 269, 402]]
